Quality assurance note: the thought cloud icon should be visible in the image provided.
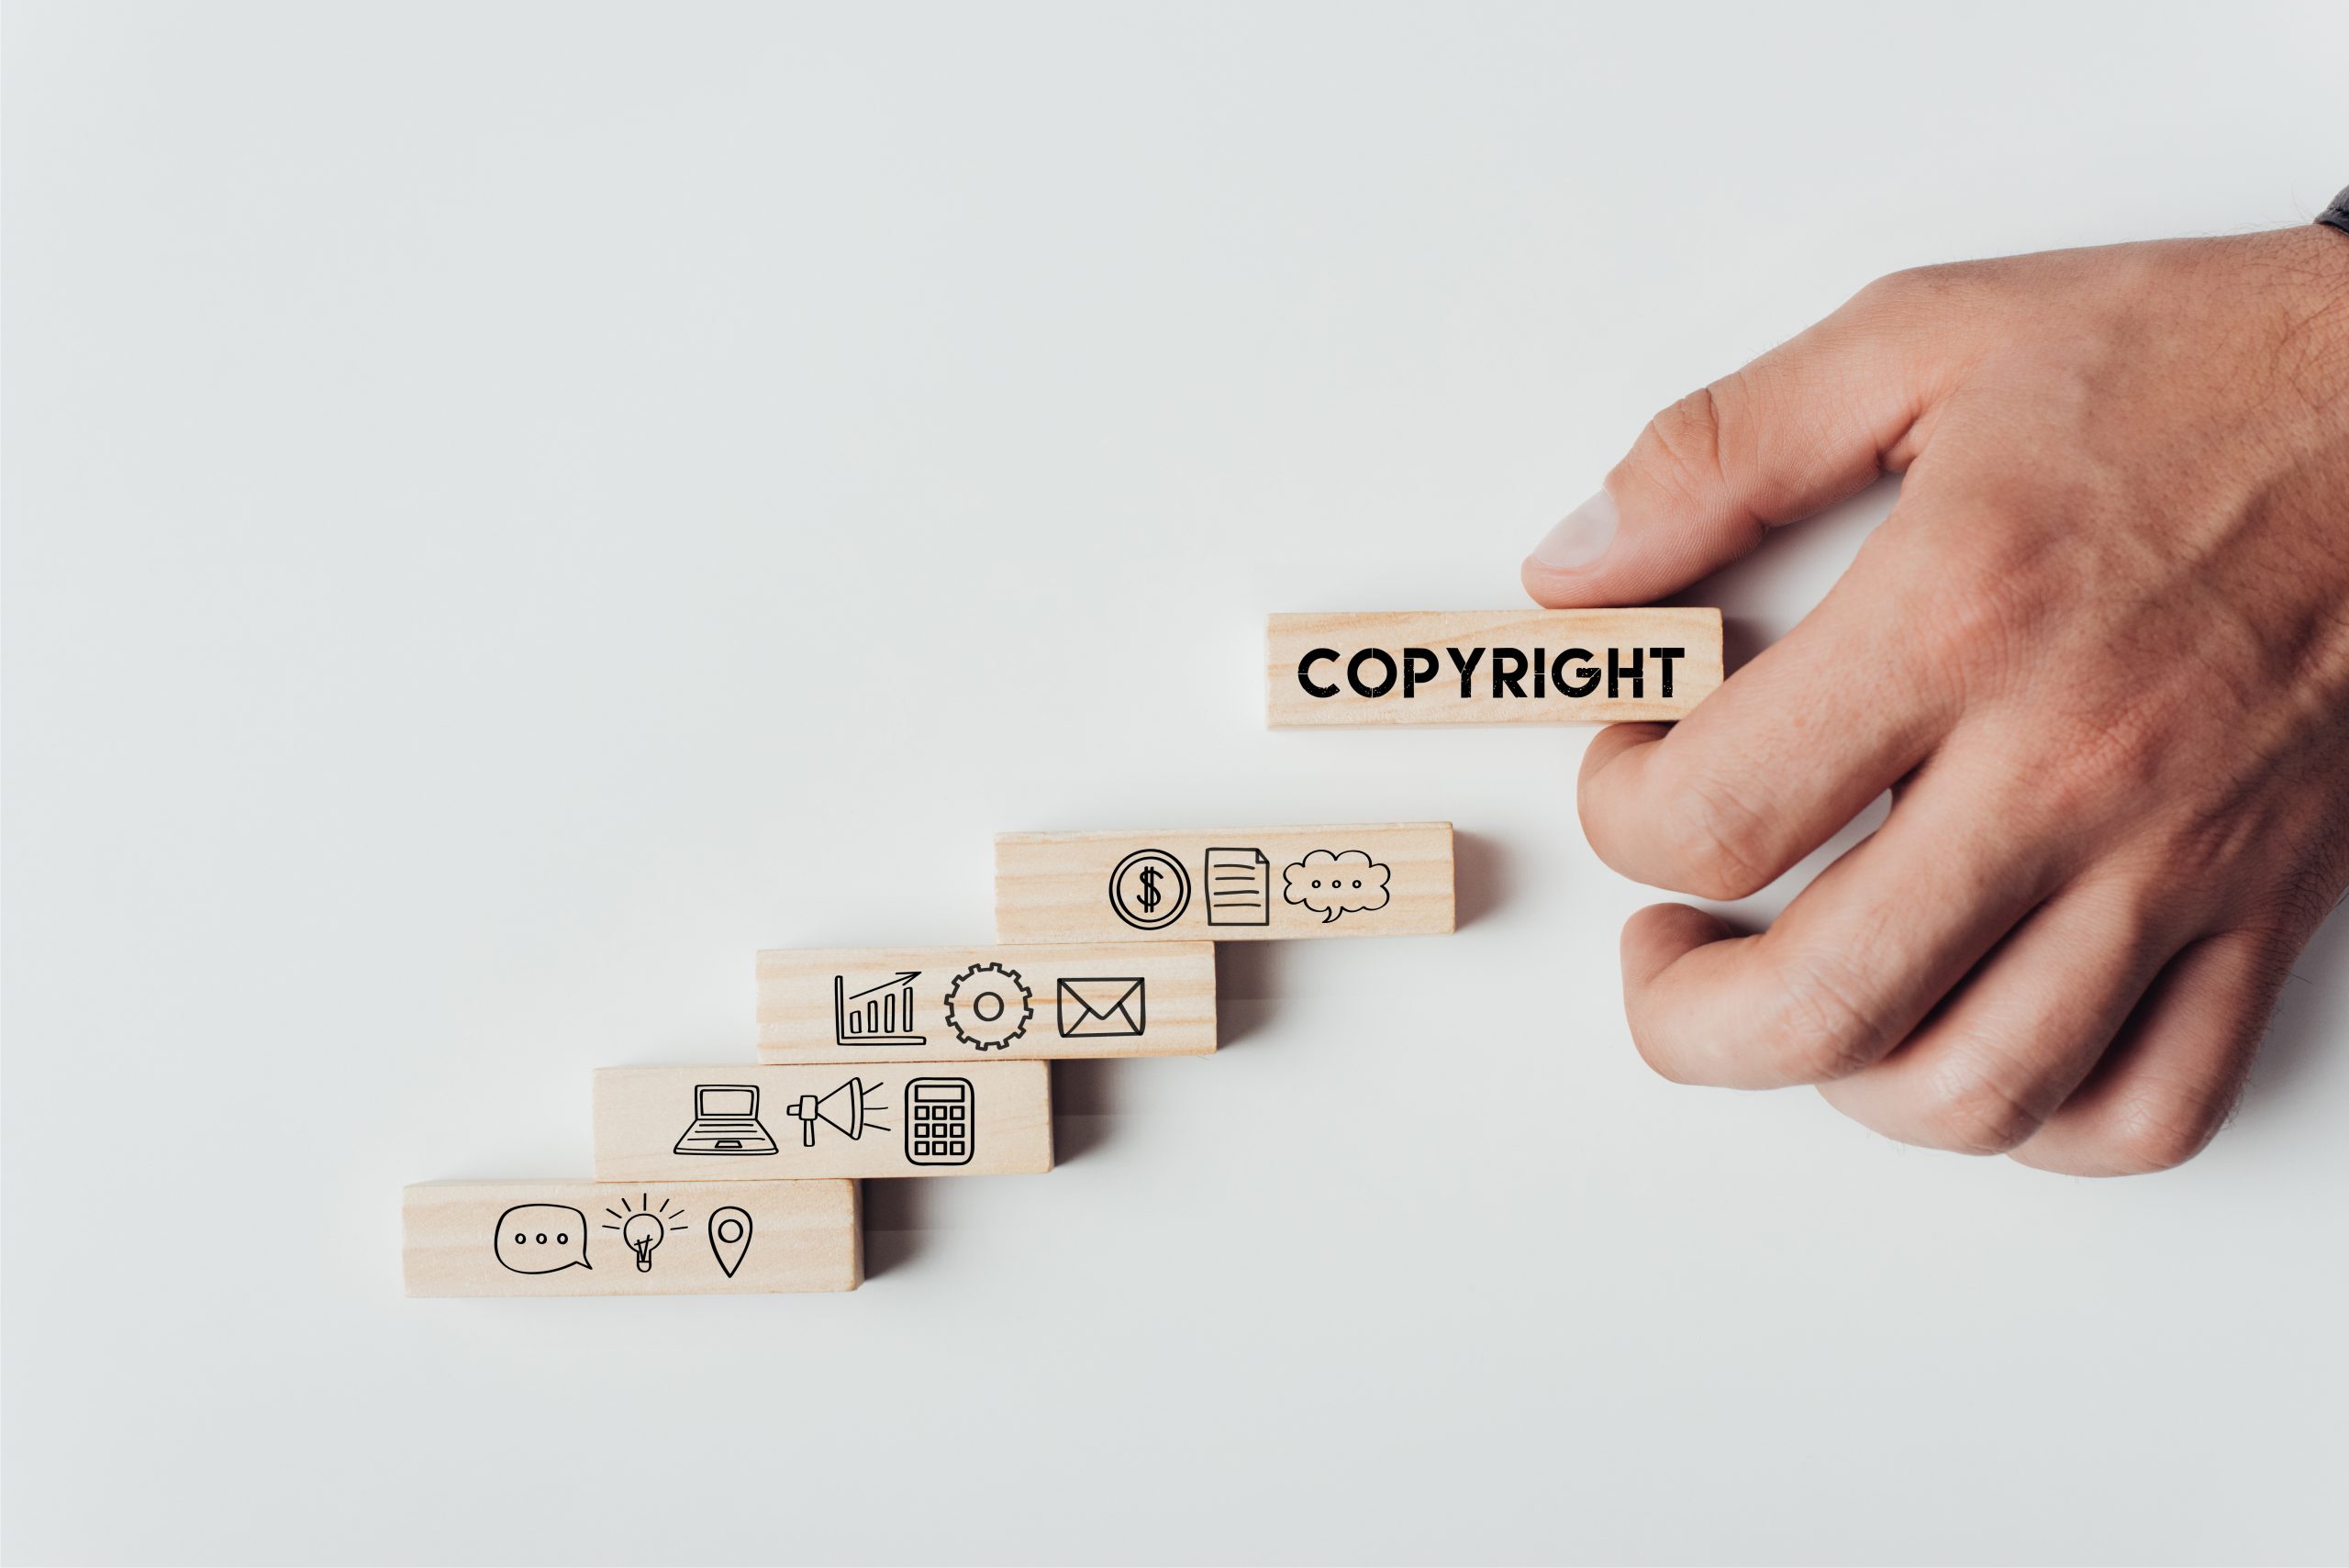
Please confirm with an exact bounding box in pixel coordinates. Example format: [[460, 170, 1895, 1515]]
[[1283, 849, 1392, 924], [494, 1204, 593, 1274]]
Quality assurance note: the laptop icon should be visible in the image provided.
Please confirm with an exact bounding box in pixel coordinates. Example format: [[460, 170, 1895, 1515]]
[[673, 1083, 780, 1156]]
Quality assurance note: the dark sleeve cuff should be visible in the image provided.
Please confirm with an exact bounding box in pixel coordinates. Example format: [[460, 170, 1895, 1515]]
[[2321, 185, 2349, 238]]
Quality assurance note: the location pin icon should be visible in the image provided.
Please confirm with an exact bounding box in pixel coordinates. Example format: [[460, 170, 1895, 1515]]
[[708, 1207, 753, 1278]]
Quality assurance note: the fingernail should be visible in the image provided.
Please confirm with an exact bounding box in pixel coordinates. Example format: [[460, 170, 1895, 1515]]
[[1531, 487, 1619, 570]]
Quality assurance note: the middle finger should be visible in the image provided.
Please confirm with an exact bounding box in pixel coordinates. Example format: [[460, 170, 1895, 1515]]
[[1580, 537, 1957, 902], [1620, 747, 2061, 1089]]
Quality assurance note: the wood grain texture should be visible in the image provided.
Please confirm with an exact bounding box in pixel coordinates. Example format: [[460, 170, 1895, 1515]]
[[1266, 608, 1722, 726], [995, 823, 1453, 943], [594, 1062, 1052, 1182], [758, 942, 1215, 1062], [403, 1178, 861, 1296]]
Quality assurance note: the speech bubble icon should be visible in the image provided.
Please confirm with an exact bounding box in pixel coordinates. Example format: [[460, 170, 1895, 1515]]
[[494, 1204, 593, 1274], [1282, 849, 1392, 924]]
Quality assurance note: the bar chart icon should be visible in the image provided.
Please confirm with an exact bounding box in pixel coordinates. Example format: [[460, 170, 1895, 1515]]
[[833, 971, 928, 1047]]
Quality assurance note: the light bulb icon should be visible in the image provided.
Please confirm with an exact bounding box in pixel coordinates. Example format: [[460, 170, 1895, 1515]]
[[602, 1192, 688, 1275], [621, 1211, 664, 1273]]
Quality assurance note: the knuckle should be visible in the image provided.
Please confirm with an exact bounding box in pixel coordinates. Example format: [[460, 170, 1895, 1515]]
[[1634, 380, 1738, 502], [1909, 551, 2049, 691], [1762, 951, 1895, 1081], [1848, 268, 1930, 319], [2096, 1083, 2233, 1174], [1848, 261, 1992, 323], [1656, 765, 1777, 899], [1909, 1052, 2047, 1155], [2036, 703, 2172, 827], [2267, 861, 2344, 953], [1631, 363, 1827, 530], [2002, 679, 2204, 846]]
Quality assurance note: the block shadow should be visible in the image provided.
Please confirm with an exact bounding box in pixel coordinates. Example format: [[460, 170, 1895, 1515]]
[[858, 1180, 930, 1279], [1213, 940, 1289, 1051], [1049, 1059, 1134, 1164], [1453, 826, 1512, 932], [1721, 613, 1769, 675]]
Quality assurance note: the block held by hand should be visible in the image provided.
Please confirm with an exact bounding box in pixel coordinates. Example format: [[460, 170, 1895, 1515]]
[[1267, 608, 1721, 726]]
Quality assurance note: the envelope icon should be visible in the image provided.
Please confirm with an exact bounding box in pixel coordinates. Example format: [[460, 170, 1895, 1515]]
[[1057, 977, 1145, 1038]]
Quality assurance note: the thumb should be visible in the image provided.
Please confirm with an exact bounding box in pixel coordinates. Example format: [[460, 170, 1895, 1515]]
[[1522, 272, 1965, 608]]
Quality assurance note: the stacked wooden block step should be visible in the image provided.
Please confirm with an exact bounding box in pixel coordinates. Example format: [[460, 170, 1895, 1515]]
[[406, 822, 1457, 1296], [405, 611, 1720, 1298]]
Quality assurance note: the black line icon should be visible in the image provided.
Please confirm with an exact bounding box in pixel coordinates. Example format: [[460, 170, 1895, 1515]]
[[603, 1191, 690, 1273], [905, 1077, 975, 1166], [945, 962, 1033, 1051], [707, 1206, 753, 1278], [833, 971, 926, 1047], [1057, 977, 1145, 1038], [495, 1204, 593, 1274], [1108, 848, 1189, 929], [674, 1083, 781, 1156], [784, 1076, 890, 1147], [1282, 848, 1393, 925], [1205, 846, 1272, 925]]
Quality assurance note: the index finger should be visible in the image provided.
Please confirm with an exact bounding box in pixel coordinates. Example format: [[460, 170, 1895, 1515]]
[[1579, 541, 1955, 899]]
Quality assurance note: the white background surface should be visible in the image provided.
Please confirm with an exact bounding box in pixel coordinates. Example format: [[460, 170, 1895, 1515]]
[[6, 4, 2347, 1563]]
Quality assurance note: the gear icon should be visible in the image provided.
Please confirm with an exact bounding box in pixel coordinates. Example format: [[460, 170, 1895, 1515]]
[[942, 962, 1033, 1051]]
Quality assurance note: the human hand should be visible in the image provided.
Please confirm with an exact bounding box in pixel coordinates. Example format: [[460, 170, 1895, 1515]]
[[1524, 223, 2349, 1174]]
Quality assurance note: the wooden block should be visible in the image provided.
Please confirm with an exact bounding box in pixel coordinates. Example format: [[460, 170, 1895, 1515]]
[[758, 942, 1215, 1062], [594, 1062, 1052, 1182], [1265, 608, 1722, 726], [403, 1178, 860, 1296], [995, 822, 1453, 943]]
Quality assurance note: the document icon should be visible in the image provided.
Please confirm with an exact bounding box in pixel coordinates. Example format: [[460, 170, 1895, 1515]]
[[1205, 846, 1272, 926], [1057, 977, 1145, 1038]]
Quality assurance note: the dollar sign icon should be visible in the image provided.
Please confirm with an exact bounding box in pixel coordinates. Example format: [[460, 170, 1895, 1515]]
[[1109, 849, 1189, 930]]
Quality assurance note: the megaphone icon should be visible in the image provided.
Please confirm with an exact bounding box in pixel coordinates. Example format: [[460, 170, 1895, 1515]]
[[785, 1077, 889, 1147]]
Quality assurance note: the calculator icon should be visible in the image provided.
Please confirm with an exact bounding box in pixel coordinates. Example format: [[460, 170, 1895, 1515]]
[[905, 1077, 975, 1166]]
